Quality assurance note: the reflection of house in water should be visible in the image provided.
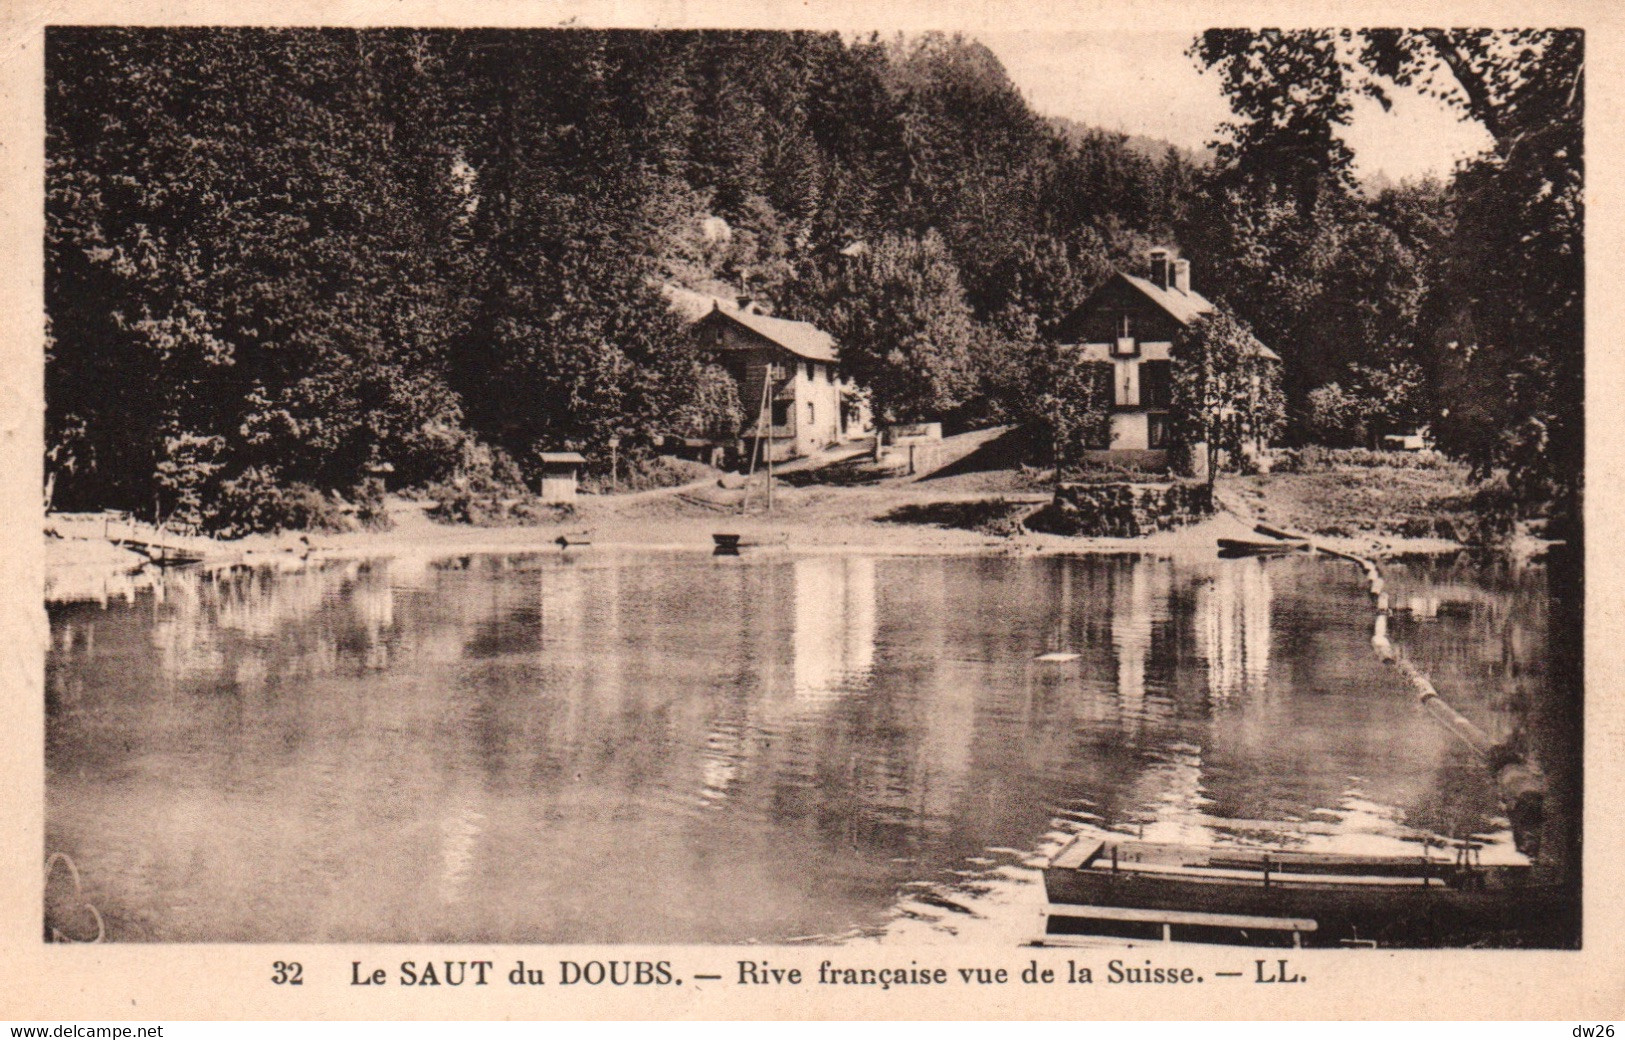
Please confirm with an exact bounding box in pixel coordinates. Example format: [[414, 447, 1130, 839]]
[[1195, 557, 1273, 703], [697, 557, 880, 806], [1103, 557, 1276, 840], [866, 557, 974, 840], [1110, 558, 1175, 734], [380, 553, 436, 592], [791, 556, 876, 706]]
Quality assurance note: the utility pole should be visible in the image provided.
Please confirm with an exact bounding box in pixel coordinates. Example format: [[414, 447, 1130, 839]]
[[765, 370, 776, 513], [745, 365, 773, 514]]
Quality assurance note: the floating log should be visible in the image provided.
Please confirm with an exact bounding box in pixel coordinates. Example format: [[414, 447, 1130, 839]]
[[1254, 522, 1371, 568], [1253, 518, 1545, 847]]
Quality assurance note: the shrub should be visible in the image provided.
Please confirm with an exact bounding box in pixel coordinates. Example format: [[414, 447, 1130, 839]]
[[278, 484, 352, 533], [1302, 383, 1369, 447], [581, 451, 716, 494], [1271, 446, 1456, 473], [509, 500, 577, 525], [1454, 476, 1521, 545], [426, 440, 528, 524], [211, 466, 286, 536], [154, 432, 226, 531], [209, 467, 353, 536], [1027, 481, 1212, 537], [352, 477, 393, 532]]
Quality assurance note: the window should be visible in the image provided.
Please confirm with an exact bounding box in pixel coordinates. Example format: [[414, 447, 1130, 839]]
[[772, 400, 791, 428], [1140, 360, 1173, 408], [1114, 313, 1137, 356], [1148, 413, 1171, 449], [807, 401, 815, 426], [805, 361, 814, 381]]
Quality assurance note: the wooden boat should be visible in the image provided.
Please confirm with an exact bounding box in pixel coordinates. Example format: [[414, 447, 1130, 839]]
[[114, 539, 206, 567], [1216, 536, 1310, 556], [555, 532, 593, 548], [1042, 836, 1562, 948], [712, 533, 743, 554]]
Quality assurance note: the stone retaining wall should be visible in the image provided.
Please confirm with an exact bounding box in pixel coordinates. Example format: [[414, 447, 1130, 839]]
[[1029, 481, 1214, 538]]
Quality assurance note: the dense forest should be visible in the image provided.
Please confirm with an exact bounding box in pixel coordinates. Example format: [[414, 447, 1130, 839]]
[[45, 28, 1581, 536]]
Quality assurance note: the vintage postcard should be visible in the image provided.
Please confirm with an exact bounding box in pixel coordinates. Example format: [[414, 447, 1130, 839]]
[[4, 0, 1622, 1022]]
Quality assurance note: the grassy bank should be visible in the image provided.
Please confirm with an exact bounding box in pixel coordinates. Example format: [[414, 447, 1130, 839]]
[[1222, 448, 1483, 548]]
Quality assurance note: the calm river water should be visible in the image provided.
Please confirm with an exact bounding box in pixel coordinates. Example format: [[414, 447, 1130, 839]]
[[45, 549, 1547, 944]]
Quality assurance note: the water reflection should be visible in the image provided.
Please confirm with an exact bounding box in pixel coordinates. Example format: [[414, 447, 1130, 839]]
[[45, 550, 1552, 944], [1196, 556, 1273, 704], [792, 556, 876, 705]]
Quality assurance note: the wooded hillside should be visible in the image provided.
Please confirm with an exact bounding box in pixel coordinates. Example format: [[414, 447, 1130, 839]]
[[46, 28, 1581, 535]]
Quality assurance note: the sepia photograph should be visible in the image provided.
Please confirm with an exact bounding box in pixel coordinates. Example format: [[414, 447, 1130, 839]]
[[34, 14, 1587, 973]]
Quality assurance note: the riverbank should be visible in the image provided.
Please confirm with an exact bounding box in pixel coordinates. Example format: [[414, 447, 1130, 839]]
[[43, 437, 1507, 602], [45, 457, 1484, 604]]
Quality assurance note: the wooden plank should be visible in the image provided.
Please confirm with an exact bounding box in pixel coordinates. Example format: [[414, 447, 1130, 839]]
[[1090, 840, 1446, 870], [1201, 818, 1441, 841], [1046, 902, 1318, 932], [1050, 840, 1105, 870], [1088, 859, 1441, 887]]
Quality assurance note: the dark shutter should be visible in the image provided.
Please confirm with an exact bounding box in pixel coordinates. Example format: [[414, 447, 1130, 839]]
[[1141, 360, 1173, 408]]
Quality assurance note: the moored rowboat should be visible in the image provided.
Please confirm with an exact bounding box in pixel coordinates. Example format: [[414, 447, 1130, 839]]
[[1216, 537, 1310, 555], [1042, 836, 1563, 948]]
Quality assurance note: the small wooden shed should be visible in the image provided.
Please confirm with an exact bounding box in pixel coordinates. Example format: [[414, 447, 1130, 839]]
[[537, 452, 587, 503]]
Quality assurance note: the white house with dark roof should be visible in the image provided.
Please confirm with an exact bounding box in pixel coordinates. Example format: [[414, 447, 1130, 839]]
[[697, 303, 845, 463], [1054, 249, 1280, 469], [665, 286, 856, 463]]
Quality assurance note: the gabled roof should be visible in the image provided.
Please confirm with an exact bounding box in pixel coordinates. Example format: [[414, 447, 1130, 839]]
[[663, 283, 840, 364], [1119, 272, 1216, 326], [698, 303, 839, 364], [1075, 272, 1281, 362]]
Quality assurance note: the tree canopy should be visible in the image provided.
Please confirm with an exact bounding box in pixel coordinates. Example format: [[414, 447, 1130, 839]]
[[46, 27, 1581, 535], [1191, 28, 1582, 530], [48, 27, 1203, 527]]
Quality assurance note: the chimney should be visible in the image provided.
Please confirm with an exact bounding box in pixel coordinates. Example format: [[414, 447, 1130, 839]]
[[1148, 248, 1170, 290], [1172, 258, 1191, 294]]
